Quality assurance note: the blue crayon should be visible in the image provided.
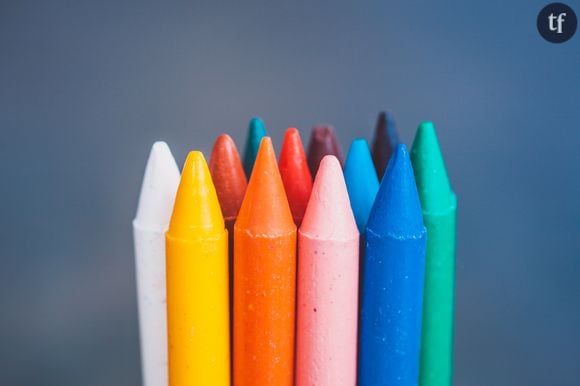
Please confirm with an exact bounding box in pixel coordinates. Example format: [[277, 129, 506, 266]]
[[358, 144, 427, 386], [343, 138, 380, 233]]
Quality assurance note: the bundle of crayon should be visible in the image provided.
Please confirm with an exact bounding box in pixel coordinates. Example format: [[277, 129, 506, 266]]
[[132, 113, 456, 386]]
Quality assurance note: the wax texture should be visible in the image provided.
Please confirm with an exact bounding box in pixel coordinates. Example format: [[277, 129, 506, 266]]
[[242, 117, 267, 178], [234, 137, 296, 386], [296, 155, 359, 386], [307, 124, 344, 176], [411, 122, 457, 386], [209, 133, 247, 230], [343, 138, 379, 233], [371, 111, 399, 179], [166, 151, 230, 386], [358, 144, 426, 386], [133, 142, 180, 386], [279, 127, 313, 225]]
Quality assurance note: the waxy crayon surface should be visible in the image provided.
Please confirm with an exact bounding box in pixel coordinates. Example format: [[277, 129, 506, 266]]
[[242, 117, 267, 178], [296, 155, 359, 386], [234, 137, 296, 386], [166, 152, 230, 386], [358, 144, 426, 386], [411, 122, 457, 386], [371, 111, 399, 179], [306, 124, 344, 176], [279, 127, 313, 226]]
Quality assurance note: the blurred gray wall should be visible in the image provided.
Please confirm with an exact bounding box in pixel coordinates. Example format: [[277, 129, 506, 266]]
[[1, 1, 579, 385]]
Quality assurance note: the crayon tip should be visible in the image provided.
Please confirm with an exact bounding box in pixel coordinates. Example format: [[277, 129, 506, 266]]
[[168, 151, 224, 238], [134, 141, 180, 230], [301, 155, 358, 240], [371, 111, 399, 179], [209, 134, 248, 222], [367, 144, 425, 237], [242, 117, 268, 178], [343, 139, 380, 233], [306, 124, 344, 176], [279, 128, 313, 225], [236, 137, 295, 235], [410, 122, 455, 213]]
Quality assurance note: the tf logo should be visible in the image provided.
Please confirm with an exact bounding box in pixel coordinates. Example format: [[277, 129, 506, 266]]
[[537, 3, 577, 43]]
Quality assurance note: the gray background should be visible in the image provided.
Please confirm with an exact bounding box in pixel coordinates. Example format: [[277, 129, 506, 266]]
[[1, 1, 579, 385]]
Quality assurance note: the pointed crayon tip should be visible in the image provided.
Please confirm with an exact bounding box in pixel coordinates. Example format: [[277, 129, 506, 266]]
[[134, 141, 180, 230], [236, 137, 295, 235], [168, 151, 224, 238], [301, 155, 358, 240], [306, 124, 344, 176], [279, 128, 313, 225], [242, 117, 268, 178], [209, 134, 248, 222], [410, 121, 455, 213], [371, 111, 399, 180], [367, 144, 425, 237], [343, 138, 380, 233]]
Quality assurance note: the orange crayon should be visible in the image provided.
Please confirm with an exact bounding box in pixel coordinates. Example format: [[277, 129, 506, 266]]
[[279, 128, 313, 226], [233, 137, 297, 386]]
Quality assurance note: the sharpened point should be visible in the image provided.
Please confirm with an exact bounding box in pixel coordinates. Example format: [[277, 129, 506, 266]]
[[279, 128, 313, 225], [301, 155, 358, 240], [236, 137, 295, 235], [307, 124, 344, 176], [209, 134, 248, 222], [367, 144, 425, 238], [134, 141, 180, 230], [344, 138, 380, 233], [371, 111, 399, 180], [168, 151, 224, 238], [410, 122, 455, 213], [242, 117, 268, 178]]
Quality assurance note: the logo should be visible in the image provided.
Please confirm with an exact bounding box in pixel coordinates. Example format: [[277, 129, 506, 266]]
[[537, 3, 577, 43]]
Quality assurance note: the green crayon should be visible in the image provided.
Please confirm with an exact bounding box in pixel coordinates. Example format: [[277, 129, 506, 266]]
[[411, 122, 457, 386]]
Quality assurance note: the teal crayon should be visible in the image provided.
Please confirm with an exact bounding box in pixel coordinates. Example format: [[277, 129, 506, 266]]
[[242, 117, 267, 177], [411, 122, 457, 386], [343, 138, 379, 234]]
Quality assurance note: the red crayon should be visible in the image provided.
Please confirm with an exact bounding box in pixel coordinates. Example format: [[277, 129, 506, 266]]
[[279, 128, 313, 226], [209, 134, 248, 235], [307, 124, 344, 176]]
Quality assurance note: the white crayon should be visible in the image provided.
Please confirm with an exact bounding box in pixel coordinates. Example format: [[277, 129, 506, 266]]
[[133, 142, 180, 386]]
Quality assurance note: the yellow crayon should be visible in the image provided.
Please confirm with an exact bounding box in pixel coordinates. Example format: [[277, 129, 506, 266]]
[[166, 151, 230, 386]]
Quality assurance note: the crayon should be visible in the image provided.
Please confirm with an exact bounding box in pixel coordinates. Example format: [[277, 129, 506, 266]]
[[133, 142, 180, 386], [343, 138, 379, 234], [209, 133, 247, 260], [242, 117, 267, 177], [358, 144, 427, 386], [166, 152, 230, 386], [371, 111, 399, 179], [306, 124, 344, 176], [279, 127, 313, 225], [209, 133, 247, 364], [410, 122, 457, 386], [234, 137, 297, 386], [296, 155, 359, 386]]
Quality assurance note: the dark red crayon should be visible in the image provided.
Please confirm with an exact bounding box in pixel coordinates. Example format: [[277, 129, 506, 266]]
[[279, 128, 313, 226], [306, 124, 344, 176], [371, 111, 399, 179]]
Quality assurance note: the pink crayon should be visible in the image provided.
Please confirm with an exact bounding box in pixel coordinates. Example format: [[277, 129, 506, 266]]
[[296, 155, 360, 386]]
